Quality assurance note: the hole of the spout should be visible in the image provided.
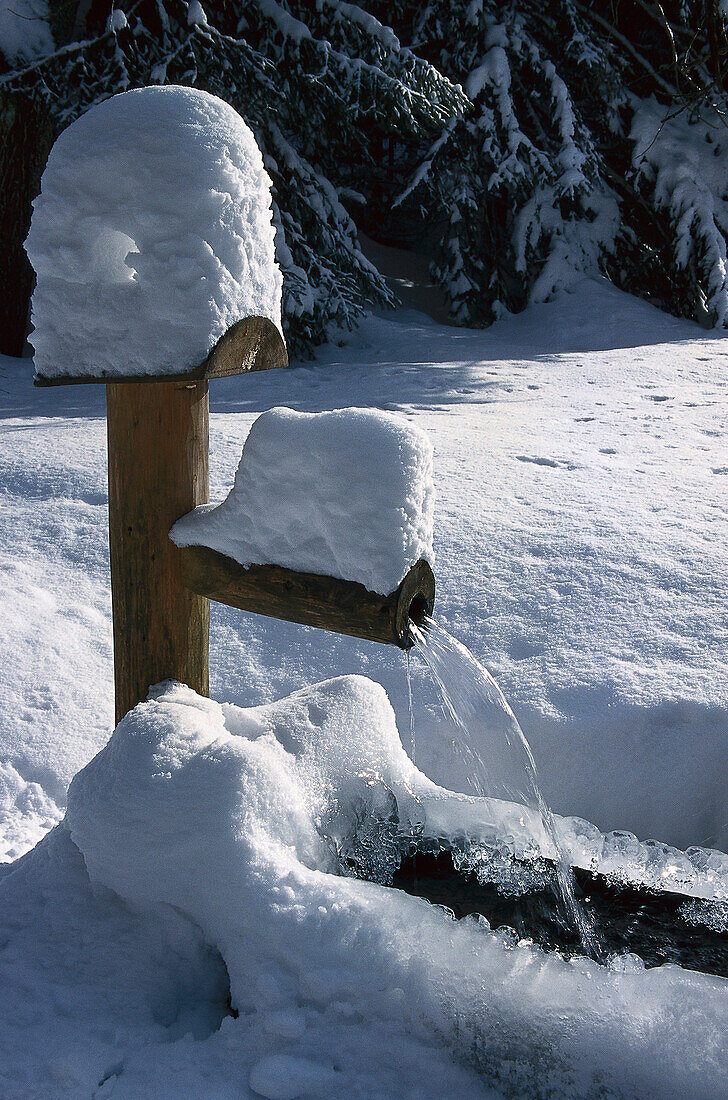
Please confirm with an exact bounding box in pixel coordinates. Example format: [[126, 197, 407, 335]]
[[396, 560, 435, 649], [408, 594, 429, 628]]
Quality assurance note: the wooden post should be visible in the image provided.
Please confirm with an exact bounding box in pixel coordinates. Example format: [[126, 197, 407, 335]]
[[107, 380, 210, 723]]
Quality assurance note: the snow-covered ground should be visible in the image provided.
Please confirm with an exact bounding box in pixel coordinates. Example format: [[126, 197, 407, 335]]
[[1, 280, 728, 1096], [2, 278, 726, 856]]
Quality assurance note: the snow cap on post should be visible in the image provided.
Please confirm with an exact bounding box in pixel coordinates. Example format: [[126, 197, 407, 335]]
[[26, 85, 284, 383]]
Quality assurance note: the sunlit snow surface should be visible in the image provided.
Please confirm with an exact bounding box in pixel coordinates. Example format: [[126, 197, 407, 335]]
[[0, 677, 727, 1098], [25, 86, 282, 381], [1, 280, 728, 1095], [171, 405, 434, 594], [1, 278, 726, 855]]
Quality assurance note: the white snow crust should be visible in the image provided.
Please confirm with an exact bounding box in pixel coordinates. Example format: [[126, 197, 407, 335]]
[[0, 759, 61, 862], [25, 86, 282, 381], [3, 279, 728, 1096], [0, 676, 722, 1099], [171, 406, 435, 594]]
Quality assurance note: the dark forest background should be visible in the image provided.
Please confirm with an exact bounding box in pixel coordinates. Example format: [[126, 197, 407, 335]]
[[3, 0, 728, 357]]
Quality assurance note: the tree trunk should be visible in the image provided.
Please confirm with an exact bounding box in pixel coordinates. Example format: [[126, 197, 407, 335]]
[[0, 91, 55, 357]]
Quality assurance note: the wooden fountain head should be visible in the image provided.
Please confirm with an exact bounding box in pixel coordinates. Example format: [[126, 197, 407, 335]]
[[37, 317, 286, 722], [36, 318, 435, 724]]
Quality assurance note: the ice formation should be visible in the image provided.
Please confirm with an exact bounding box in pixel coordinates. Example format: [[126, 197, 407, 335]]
[[171, 406, 435, 594], [558, 818, 728, 902], [65, 676, 728, 927], [25, 85, 282, 381]]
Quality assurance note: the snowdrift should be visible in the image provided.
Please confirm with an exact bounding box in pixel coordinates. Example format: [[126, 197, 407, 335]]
[[12, 676, 714, 1099]]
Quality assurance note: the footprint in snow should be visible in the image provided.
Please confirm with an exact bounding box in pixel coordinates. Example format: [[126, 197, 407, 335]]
[[508, 636, 545, 661], [516, 454, 577, 470]]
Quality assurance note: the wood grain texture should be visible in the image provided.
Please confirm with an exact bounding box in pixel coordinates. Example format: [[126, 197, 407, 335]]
[[35, 317, 287, 386], [175, 545, 435, 648], [107, 381, 210, 723]]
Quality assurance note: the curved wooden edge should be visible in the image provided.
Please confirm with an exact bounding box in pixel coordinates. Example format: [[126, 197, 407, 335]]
[[34, 316, 288, 386], [175, 544, 436, 648], [194, 316, 288, 379], [394, 558, 436, 648]]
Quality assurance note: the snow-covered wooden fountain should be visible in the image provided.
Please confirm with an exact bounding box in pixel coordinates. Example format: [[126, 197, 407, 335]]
[[22, 87, 728, 994], [25, 86, 434, 723]]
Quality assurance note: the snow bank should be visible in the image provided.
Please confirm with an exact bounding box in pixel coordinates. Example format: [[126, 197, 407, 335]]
[[171, 406, 435, 594], [25, 86, 282, 381], [0, 827, 237, 1098], [56, 678, 728, 1098]]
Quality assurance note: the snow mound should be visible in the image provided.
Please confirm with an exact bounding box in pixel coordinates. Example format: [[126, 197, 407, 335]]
[[25, 85, 282, 381], [0, 761, 61, 863], [60, 679, 728, 1098], [171, 406, 435, 594], [66, 676, 429, 916], [0, 827, 236, 1098]]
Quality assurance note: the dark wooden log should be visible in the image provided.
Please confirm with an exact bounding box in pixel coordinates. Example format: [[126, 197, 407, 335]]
[[35, 316, 287, 386], [175, 546, 435, 648], [107, 380, 210, 723], [391, 849, 728, 978]]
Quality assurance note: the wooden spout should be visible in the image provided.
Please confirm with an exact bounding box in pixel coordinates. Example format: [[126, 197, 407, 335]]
[[175, 546, 435, 648]]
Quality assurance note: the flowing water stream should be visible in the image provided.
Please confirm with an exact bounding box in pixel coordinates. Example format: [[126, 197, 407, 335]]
[[407, 616, 601, 960], [405, 650, 416, 765]]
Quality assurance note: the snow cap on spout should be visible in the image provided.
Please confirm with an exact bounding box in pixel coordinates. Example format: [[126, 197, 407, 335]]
[[26, 85, 284, 384], [172, 406, 436, 596]]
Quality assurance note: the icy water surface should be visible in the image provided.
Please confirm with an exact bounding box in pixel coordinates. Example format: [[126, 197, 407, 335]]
[[408, 617, 601, 959]]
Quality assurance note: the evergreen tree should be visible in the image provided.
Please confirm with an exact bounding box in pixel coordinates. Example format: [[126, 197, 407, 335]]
[[380, 0, 728, 330], [3, 0, 728, 351]]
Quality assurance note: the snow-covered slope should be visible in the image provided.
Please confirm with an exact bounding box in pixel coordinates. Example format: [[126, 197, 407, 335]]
[[1, 278, 727, 861]]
